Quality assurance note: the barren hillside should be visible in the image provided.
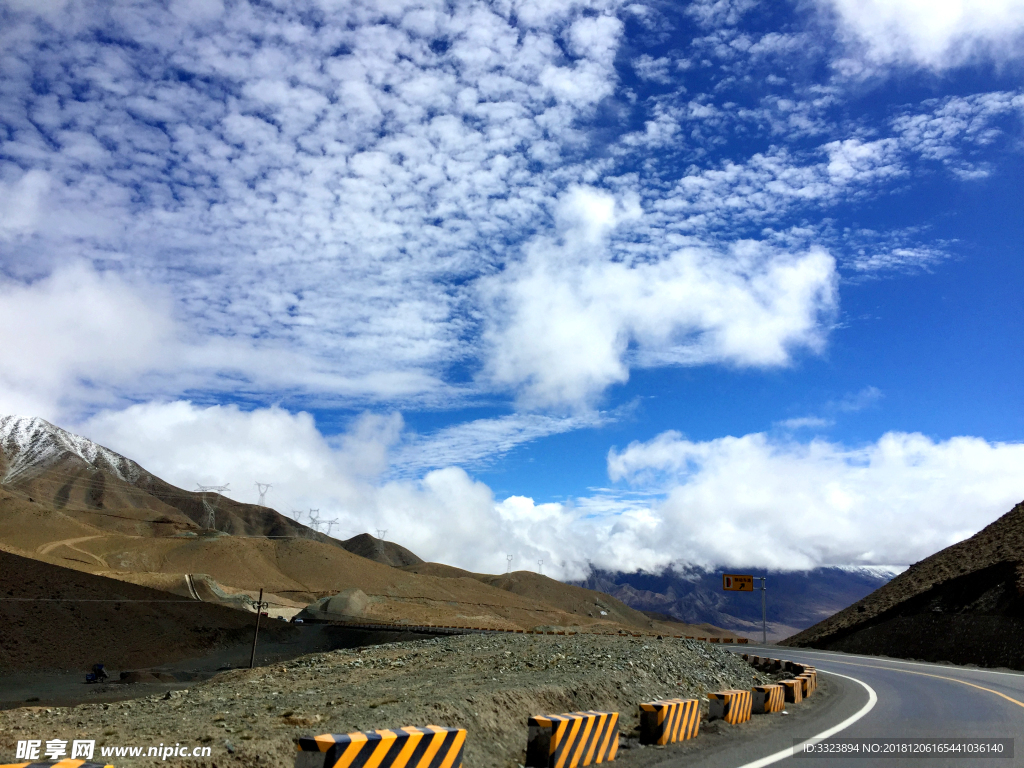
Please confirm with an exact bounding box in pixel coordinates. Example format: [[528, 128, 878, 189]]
[[783, 500, 1024, 668]]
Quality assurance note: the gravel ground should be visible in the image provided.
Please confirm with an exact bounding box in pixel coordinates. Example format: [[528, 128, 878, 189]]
[[0, 634, 782, 768]]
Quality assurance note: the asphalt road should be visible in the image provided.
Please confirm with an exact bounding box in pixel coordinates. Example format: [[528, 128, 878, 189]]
[[651, 645, 1024, 768]]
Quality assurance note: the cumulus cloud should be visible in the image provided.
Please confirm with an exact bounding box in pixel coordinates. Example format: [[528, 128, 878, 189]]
[[0, 264, 177, 418], [607, 430, 1024, 569], [480, 187, 838, 407], [819, 0, 1024, 69]]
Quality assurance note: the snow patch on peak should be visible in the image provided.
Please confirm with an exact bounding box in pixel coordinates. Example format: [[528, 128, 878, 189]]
[[0, 414, 144, 486], [832, 564, 908, 580]]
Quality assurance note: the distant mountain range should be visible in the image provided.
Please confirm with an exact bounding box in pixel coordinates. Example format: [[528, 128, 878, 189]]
[[575, 565, 904, 642]]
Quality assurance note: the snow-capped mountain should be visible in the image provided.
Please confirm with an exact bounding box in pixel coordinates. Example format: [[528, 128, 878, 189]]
[[0, 415, 145, 487], [0, 414, 314, 539]]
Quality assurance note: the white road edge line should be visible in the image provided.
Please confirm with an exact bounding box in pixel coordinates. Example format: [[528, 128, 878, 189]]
[[731, 671, 877, 768]]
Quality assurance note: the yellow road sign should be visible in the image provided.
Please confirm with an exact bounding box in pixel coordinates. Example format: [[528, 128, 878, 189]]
[[723, 574, 754, 591]]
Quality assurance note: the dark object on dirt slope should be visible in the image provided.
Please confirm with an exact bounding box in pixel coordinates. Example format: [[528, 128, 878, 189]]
[[783, 499, 1024, 670]]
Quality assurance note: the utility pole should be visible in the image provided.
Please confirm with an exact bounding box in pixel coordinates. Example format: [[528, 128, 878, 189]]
[[249, 588, 268, 669], [195, 484, 230, 530], [506, 554, 513, 574], [759, 576, 767, 644], [255, 482, 272, 506]]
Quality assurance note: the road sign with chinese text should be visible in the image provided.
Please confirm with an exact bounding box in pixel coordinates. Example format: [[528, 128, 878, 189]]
[[722, 574, 754, 591]]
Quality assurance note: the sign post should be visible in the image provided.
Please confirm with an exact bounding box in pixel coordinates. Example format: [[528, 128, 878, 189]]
[[723, 573, 767, 644]]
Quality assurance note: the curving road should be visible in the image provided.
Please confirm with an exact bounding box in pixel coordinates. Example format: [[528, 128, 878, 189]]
[[650, 645, 1024, 768]]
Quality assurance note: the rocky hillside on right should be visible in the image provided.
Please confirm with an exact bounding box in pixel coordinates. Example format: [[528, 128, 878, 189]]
[[783, 499, 1024, 669]]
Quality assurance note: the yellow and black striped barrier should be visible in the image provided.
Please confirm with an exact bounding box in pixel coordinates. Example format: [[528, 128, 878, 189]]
[[638, 698, 700, 745], [707, 690, 752, 725], [751, 684, 785, 714], [779, 679, 803, 704], [526, 711, 619, 768], [2, 762, 115, 768], [295, 726, 465, 768], [797, 671, 816, 696]]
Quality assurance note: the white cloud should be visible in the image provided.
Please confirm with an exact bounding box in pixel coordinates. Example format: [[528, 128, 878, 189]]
[[607, 430, 1024, 569], [480, 186, 838, 408], [391, 410, 611, 476], [777, 416, 835, 430], [633, 54, 673, 83], [820, 0, 1024, 69], [0, 263, 177, 418], [0, 170, 50, 241]]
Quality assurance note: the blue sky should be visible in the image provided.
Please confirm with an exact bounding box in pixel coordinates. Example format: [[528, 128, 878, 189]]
[[1, 0, 1023, 578]]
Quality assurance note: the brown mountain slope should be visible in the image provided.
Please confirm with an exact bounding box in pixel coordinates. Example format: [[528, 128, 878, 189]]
[[340, 532, 424, 567], [783, 499, 1024, 668]]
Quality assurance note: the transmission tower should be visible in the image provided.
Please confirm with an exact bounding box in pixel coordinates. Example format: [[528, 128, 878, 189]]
[[506, 554, 513, 573], [195, 484, 230, 530], [255, 482, 272, 506], [376, 529, 387, 541], [308, 509, 321, 532], [537, 559, 543, 575], [324, 519, 338, 537]]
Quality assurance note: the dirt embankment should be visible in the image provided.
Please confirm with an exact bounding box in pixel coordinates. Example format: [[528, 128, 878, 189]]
[[0, 549, 301, 672], [784, 500, 1024, 668], [0, 634, 777, 768]]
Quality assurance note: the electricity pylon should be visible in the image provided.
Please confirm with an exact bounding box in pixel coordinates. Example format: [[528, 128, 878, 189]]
[[195, 484, 230, 530], [506, 554, 513, 573], [308, 509, 321, 532], [376, 529, 387, 541], [255, 482, 272, 506], [324, 519, 338, 537], [537, 559, 543, 575]]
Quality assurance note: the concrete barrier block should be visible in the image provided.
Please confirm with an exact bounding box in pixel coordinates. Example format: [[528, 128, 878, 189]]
[[751, 685, 785, 714], [780, 679, 803, 704], [638, 699, 700, 745], [707, 690, 752, 725], [526, 711, 619, 768], [295, 726, 465, 768]]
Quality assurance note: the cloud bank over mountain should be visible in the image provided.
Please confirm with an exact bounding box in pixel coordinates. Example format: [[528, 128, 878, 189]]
[[77, 402, 1024, 580]]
